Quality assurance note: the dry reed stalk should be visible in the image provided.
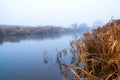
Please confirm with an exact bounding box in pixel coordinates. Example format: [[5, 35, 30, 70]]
[[57, 19, 120, 80]]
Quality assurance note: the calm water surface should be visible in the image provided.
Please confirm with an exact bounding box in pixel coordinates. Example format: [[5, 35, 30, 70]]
[[0, 34, 78, 80]]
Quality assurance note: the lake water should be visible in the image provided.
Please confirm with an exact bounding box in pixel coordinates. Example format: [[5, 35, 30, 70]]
[[0, 34, 80, 80]]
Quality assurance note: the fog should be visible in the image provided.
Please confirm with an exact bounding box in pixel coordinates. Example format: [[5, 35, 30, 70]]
[[0, 0, 120, 27]]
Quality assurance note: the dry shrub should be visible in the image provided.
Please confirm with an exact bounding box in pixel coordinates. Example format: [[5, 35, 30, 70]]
[[82, 20, 120, 80], [58, 19, 120, 80]]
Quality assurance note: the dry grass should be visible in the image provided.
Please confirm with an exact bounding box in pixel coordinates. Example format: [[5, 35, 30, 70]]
[[57, 19, 120, 80]]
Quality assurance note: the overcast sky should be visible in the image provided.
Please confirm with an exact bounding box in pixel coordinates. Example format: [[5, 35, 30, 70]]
[[0, 0, 120, 27]]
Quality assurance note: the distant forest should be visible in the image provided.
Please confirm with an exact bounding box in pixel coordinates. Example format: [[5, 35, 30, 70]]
[[0, 25, 73, 37], [0, 24, 91, 37]]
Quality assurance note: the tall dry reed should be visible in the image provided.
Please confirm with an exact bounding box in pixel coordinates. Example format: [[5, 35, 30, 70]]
[[57, 19, 120, 80]]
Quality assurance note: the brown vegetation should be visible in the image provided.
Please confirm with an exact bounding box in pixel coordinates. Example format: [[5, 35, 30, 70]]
[[0, 25, 72, 36], [57, 19, 120, 80]]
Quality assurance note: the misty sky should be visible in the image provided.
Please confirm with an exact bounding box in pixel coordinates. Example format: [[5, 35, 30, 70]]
[[0, 0, 120, 27]]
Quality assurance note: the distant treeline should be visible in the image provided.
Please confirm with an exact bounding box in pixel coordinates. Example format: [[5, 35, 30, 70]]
[[0, 25, 72, 37], [71, 23, 92, 33]]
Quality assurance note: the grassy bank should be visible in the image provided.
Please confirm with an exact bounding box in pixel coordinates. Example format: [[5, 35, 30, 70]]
[[57, 19, 120, 80]]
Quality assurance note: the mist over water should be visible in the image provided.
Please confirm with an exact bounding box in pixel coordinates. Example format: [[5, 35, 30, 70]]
[[0, 0, 120, 80], [0, 0, 120, 27], [0, 33, 81, 80]]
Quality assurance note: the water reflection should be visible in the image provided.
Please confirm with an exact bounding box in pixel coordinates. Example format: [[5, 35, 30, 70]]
[[0, 33, 81, 80], [43, 50, 49, 64], [0, 38, 3, 45], [43, 47, 77, 79], [56, 48, 77, 80], [43, 39, 87, 80], [0, 33, 70, 45]]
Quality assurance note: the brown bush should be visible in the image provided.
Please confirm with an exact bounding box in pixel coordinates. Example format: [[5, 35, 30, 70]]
[[58, 19, 120, 80]]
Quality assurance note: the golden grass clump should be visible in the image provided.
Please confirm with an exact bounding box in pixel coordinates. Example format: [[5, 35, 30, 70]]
[[81, 19, 120, 80], [58, 19, 120, 80]]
